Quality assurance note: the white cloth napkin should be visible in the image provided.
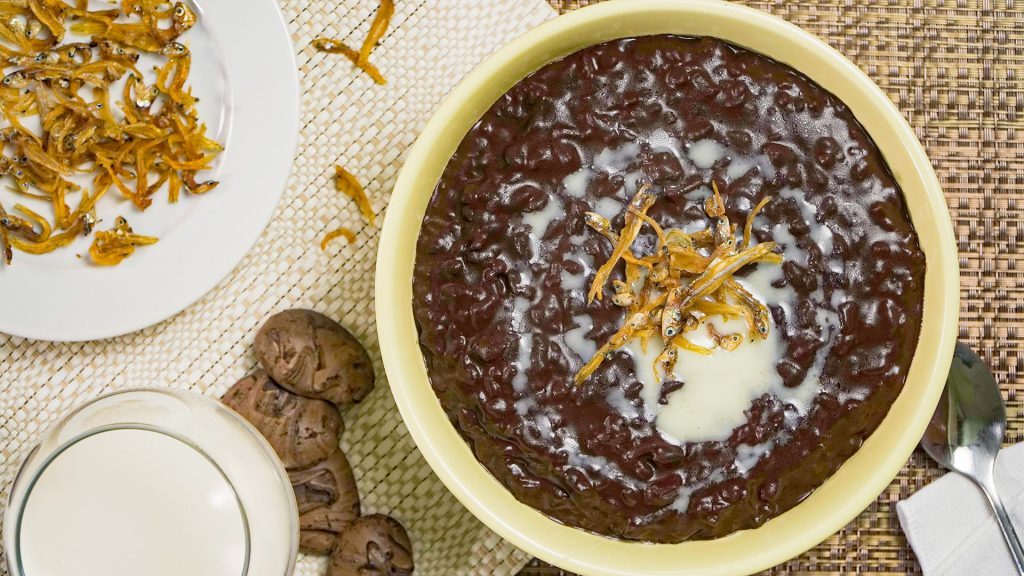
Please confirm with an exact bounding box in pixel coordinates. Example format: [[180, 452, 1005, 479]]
[[897, 443, 1024, 576]]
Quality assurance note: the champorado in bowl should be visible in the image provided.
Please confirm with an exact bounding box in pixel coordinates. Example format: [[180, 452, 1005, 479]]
[[376, 1, 959, 574]]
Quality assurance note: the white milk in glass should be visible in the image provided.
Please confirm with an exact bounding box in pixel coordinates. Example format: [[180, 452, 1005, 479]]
[[18, 428, 247, 576]]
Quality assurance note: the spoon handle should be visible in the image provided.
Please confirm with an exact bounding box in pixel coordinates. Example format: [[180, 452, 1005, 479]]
[[974, 464, 1024, 575]]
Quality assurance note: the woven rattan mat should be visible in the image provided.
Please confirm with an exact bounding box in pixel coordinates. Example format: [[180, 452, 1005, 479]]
[[520, 1, 1024, 575], [0, 1, 556, 575], [1, 0, 1020, 575]]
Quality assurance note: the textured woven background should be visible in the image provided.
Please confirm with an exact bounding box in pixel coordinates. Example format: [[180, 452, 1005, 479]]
[[522, 1, 1024, 575], [0, 1, 555, 575], [1, 1, 1021, 575]]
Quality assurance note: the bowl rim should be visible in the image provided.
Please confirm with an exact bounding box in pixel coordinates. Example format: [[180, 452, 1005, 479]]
[[376, 1, 960, 574]]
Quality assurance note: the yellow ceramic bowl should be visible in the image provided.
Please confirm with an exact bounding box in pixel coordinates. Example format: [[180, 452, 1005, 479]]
[[376, 1, 960, 574]]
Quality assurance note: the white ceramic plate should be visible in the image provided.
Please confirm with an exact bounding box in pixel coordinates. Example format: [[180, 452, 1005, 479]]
[[0, 0, 300, 342]]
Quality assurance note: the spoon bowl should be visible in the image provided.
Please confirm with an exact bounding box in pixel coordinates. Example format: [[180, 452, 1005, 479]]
[[921, 341, 1024, 574]]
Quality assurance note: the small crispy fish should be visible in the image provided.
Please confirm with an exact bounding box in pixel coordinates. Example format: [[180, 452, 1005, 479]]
[[588, 183, 657, 303], [660, 241, 778, 340]]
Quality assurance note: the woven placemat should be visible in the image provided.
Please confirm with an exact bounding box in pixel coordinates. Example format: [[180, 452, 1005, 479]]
[[2, 1, 1021, 575], [521, 1, 1024, 575], [0, 1, 556, 575]]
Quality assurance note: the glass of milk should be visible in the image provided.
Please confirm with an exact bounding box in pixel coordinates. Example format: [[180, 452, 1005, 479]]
[[4, 388, 298, 576]]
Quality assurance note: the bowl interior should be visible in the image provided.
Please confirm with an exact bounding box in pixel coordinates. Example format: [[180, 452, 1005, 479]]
[[376, 1, 959, 575]]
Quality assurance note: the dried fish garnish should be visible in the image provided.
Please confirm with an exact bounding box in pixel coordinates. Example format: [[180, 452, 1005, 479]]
[[587, 184, 657, 303], [0, 0, 221, 266], [575, 182, 782, 385], [318, 165, 371, 250], [358, 0, 394, 66], [11, 213, 89, 254], [88, 216, 157, 266], [321, 226, 356, 250], [334, 164, 375, 226], [310, 38, 386, 85], [312, 0, 393, 85]]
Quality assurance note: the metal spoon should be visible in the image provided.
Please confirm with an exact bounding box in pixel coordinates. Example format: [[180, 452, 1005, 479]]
[[921, 341, 1024, 574]]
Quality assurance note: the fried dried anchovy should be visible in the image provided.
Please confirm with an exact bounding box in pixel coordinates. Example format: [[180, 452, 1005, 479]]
[[88, 215, 157, 266], [14, 203, 50, 240], [706, 322, 742, 351], [28, 0, 65, 41], [575, 181, 784, 385], [321, 227, 356, 250], [98, 39, 141, 70], [333, 164, 375, 226], [1, 202, 49, 241], [575, 311, 652, 385], [660, 241, 778, 340], [0, 202, 13, 264], [0, 0, 221, 265], [70, 1, 195, 51], [588, 183, 657, 303], [8, 213, 85, 254], [311, 0, 392, 85], [311, 37, 386, 85], [358, 0, 394, 66], [741, 194, 772, 251]]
